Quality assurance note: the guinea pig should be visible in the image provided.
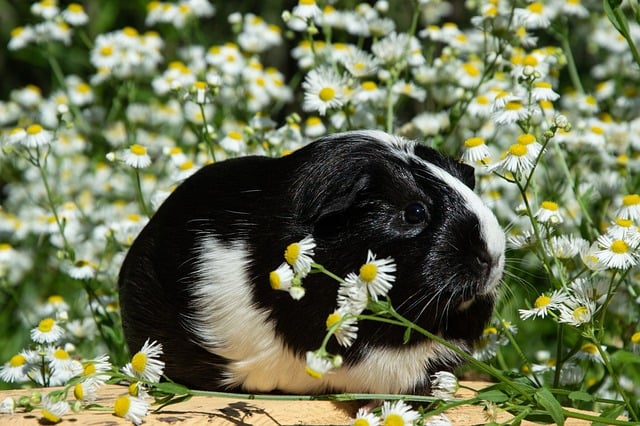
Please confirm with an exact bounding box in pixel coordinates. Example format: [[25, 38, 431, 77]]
[[118, 130, 505, 395]]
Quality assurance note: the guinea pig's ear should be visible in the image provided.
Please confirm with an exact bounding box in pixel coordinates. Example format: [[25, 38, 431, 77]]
[[455, 161, 476, 190], [296, 173, 370, 226]]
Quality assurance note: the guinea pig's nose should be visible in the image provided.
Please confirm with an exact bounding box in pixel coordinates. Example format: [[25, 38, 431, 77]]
[[473, 248, 493, 274]]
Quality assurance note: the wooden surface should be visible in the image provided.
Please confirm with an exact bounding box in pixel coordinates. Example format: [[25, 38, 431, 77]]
[[0, 381, 620, 425]]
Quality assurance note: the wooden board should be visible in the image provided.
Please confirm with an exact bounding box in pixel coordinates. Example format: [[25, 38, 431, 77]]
[[0, 381, 620, 425]]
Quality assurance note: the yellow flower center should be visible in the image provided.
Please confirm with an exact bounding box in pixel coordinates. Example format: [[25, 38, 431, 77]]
[[534, 81, 552, 89], [38, 318, 55, 333], [74, 383, 84, 400], [326, 312, 342, 328], [26, 124, 43, 135], [361, 81, 377, 91], [508, 144, 527, 157], [54, 349, 69, 360], [541, 201, 558, 211], [581, 343, 598, 354], [359, 263, 378, 282], [131, 352, 148, 374], [623, 194, 640, 206], [353, 419, 371, 426], [9, 354, 26, 367], [114, 396, 131, 417], [505, 100, 523, 111], [130, 144, 147, 156], [384, 413, 405, 426], [615, 218, 633, 227], [42, 409, 61, 423], [517, 133, 536, 145], [194, 81, 207, 90], [227, 131, 243, 141], [306, 117, 322, 126], [269, 271, 281, 290], [84, 363, 96, 375], [68, 3, 84, 13], [100, 45, 114, 56], [305, 366, 323, 379], [631, 332, 640, 344], [527, 2, 544, 14], [476, 95, 490, 105], [464, 137, 485, 148], [299, 0, 316, 5], [483, 327, 498, 335], [534, 295, 551, 308], [123, 27, 139, 37], [284, 243, 300, 266], [462, 62, 480, 77], [610, 240, 629, 254], [573, 306, 589, 321], [318, 87, 336, 102], [48, 295, 64, 304]]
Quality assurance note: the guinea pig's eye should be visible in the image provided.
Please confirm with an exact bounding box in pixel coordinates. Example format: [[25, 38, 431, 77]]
[[404, 202, 427, 224]]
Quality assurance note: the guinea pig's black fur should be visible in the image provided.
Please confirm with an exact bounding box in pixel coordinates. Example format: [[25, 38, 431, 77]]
[[118, 130, 505, 394]]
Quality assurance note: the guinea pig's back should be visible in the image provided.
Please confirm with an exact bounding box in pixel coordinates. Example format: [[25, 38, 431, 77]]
[[118, 155, 288, 390]]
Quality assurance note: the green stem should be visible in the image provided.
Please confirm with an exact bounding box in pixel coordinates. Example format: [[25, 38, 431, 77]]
[[134, 170, 151, 217], [594, 340, 639, 420]]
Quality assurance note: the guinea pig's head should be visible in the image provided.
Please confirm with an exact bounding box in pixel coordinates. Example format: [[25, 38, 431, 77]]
[[290, 130, 505, 344]]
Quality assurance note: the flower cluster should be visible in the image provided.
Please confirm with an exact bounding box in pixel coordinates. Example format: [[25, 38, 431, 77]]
[[270, 237, 396, 378], [2, 0, 640, 422]]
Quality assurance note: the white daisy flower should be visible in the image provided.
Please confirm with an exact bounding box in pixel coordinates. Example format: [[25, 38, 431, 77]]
[[123, 144, 152, 169], [518, 290, 567, 320], [351, 407, 380, 426], [122, 339, 165, 383], [47, 348, 83, 384], [575, 343, 605, 363], [0, 397, 16, 414], [461, 136, 490, 164], [302, 67, 346, 116], [535, 200, 563, 224], [284, 235, 316, 276], [30, 318, 65, 344], [531, 81, 560, 102], [41, 396, 70, 424], [490, 142, 537, 175], [546, 235, 589, 259], [337, 272, 369, 315], [0, 353, 30, 383], [431, 371, 459, 400], [114, 395, 150, 426], [292, 0, 321, 19], [514, 2, 556, 29], [358, 250, 396, 301], [22, 124, 53, 148], [269, 263, 294, 291], [493, 99, 530, 125], [326, 308, 359, 348], [557, 296, 597, 327], [305, 350, 334, 379], [619, 194, 640, 221], [62, 3, 89, 26], [594, 234, 639, 269], [380, 400, 420, 426]]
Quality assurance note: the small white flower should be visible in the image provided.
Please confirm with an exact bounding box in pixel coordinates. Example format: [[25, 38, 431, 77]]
[[535, 201, 563, 224], [0, 353, 30, 383], [302, 67, 345, 116], [431, 371, 458, 400], [41, 396, 70, 424], [351, 407, 380, 426], [518, 290, 567, 320], [574, 343, 605, 363], [0, 397, 16, 414], [557, 296, 597, 327], [122, 339, 165, 383], [380, 400, 420, 426], [270, 263, 294, 291], [30, 318, 65, 344], [123, 144, 152, 169], [114, 395, 150, 425], [358, 250, 396, 301], [325, 308, 359, 348], [461, 137, 490, 164], [284, 235, 316, 276], [594, 234, 639, 269], [305, 351, 334, 379]]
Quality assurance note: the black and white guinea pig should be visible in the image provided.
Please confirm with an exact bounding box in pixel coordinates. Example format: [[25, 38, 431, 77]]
[[118, 130, 505, 395]]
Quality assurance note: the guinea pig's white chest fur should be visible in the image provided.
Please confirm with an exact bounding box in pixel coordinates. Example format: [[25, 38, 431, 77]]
[[187, 236, 466, 393]]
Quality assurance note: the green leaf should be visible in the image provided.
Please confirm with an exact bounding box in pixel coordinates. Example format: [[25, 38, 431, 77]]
[[610, 349, 640, 365], [534, 388, 565, 426], [603, 0, 629, 37], [152, 381, 192, 395], [477, 389, 510, 403], [567, 391, 594, 402]]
